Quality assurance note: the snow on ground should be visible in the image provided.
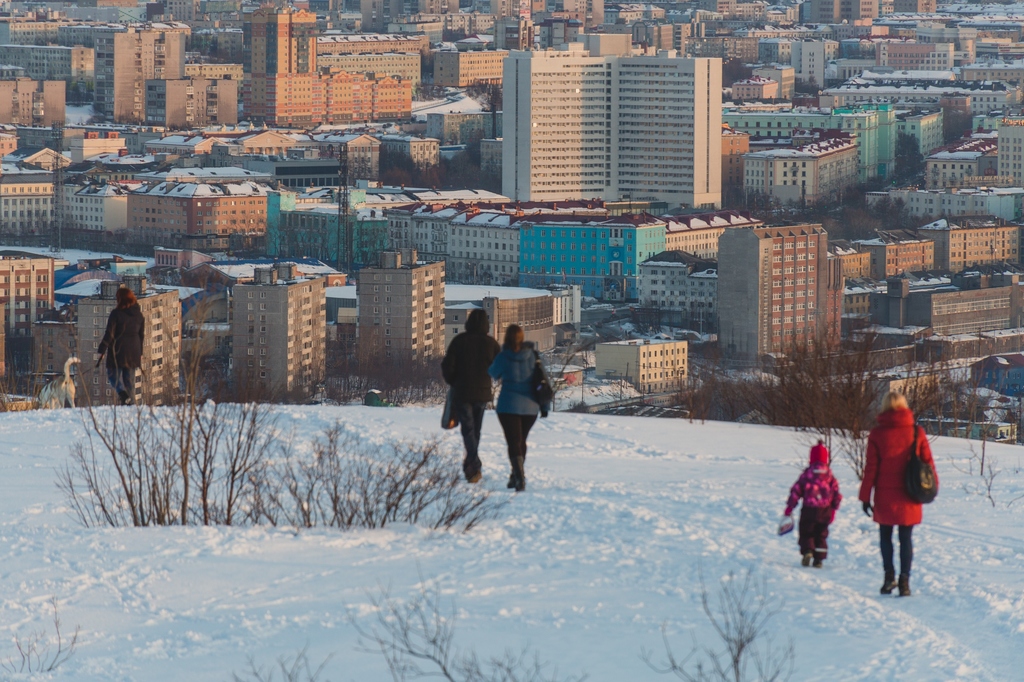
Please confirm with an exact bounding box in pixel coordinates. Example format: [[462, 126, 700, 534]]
[[65, 105, 97, 125], [553, 377, 641, 411], [412, 93, 486, 116], [2, 406, 1024, 681]]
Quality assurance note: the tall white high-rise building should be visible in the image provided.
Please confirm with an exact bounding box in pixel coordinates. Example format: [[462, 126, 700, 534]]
[[503, 42, 722, 210]]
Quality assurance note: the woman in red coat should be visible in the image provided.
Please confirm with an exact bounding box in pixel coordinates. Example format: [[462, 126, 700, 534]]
[[859, 391, 938, 597]]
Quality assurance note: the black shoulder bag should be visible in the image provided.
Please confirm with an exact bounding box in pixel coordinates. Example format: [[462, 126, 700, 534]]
[[904, 423, 938, 504], [530, 351, 554, 417]]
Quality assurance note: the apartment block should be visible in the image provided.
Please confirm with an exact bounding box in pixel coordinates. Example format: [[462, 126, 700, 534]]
[[0, 44, 94, 84], [917, 216, 1019, 272], [128, 181, 269, 248], [380, 135, 440, 169], [791, 40, 838, 86], [504, 45, 722, 209], [145, 77, 238, 129], [243, 7, 318, 127], [718, 224, 834, 361], [519, 214, 668, 300], [873, 274, 1024, 336], [357, 249, 445, 360], [595, 338, 688, 394], [185, 62, 243, 87], [808, 0, 877, 22], [0, 251, 55, 338], [316, 33, 430, 56], [0, 166, 53, 237], [0, 79, 64, 127], [733, 76, 779, 101], [743, 134, 860, 206], [663, 210, 763, 260], [854, 230, 935, 279], [320, 71, 412, 123], [877, 42, 954, 71], [446, 210, 522, 285], [360, 0, 405, 32], [78, 278, 180, 405], [34, 319, 76, 378], [639, 251, 718, 332], [928, 136, 998, 189], [433, 49, 508, 87], [867, 187, 1024, 222], [426, 112, 502, 144], [66, 182, 131, 232], [997, 117, 1024, 185], [231, 264, 327, 399], [896, 110, 944, 156], [317, 52, 421, 86], [94, 26, 186, 123], [830, 241, 871, 279], [752, 65, 794, 98]]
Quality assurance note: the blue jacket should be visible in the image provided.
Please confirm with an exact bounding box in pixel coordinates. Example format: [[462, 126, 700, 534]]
[[488, 345, 548, 416]]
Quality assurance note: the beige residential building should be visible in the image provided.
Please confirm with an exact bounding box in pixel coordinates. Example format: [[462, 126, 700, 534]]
[[0, 251, 55, 338], [317, 52, 421, 86], [997, 117, 1024, 185], [503, 44, 722, 209], [231, 264, 327, 399], [78, 278, 181, 406], [66, 182, 131, 232], [663, 210, 763, 259], [185, 62, 243, 94], [0, 79, 65, 127], [917, 216, 1019, 272], [854, 230, 935, 279], [0, 166, 53, 238], [433, 50, 508, 87], [380, 135, 440, 168], [357, 249, 445, 360], [316, 33, 430, 56], [595, 338, 688, 394], [743, 135, 860, 206], [68, 133, 126, 163], [94, 26, 186, 123], [145, 78, 238, 129], [0, 45, 94, 85]]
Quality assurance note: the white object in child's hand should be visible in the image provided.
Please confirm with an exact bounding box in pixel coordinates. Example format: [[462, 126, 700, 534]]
[[777, 515, 794, 536]]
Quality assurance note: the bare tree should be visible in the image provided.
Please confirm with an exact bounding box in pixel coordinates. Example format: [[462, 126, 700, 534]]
[[351, 579, 586, 682], [233, 646, 333, 682], [644, 568, 794, 682]]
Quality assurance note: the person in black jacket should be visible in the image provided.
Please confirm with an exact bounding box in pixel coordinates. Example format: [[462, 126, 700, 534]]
[[441, 309, 501, 483], [96, 286, 145, 405]]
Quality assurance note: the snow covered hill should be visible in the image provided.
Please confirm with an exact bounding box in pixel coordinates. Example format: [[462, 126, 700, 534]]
[[2, 406, 1023, 681]]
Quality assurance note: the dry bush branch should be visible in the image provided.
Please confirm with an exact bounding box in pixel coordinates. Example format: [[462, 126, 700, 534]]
[[351, 580, 586, 682], [232, 645, 333, 682], [643, 567, 794, 682], [1, 597, 80, 675]]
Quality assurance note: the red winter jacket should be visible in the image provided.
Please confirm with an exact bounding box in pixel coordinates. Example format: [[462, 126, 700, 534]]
[[859, 407, 938, 526]]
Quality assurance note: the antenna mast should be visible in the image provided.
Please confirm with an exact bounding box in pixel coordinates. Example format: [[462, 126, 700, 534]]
[[337, 145, 352, 274], [50, 121, 64, 253]]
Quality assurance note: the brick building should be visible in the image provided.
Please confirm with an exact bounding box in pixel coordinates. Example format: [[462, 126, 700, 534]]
[[855, 230, 936, 280], [0, 251, 55, 339], [917, 216, 1018, 272], [129, 181, 269, 248]]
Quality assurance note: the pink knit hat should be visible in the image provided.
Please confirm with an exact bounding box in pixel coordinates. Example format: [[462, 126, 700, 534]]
[[810, 440, 829, 467]]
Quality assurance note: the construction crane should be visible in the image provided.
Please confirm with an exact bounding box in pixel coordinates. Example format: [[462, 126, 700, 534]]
[[50, 121, 64, 253]]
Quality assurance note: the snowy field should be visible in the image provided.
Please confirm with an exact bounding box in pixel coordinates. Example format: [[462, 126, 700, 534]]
[[2, 406, 1024, 681]]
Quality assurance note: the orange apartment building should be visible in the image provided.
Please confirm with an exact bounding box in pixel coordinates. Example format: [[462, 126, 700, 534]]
[[722, 125, 749, 202], [129, 181, 269, 248], [855, 229, 936, 279]]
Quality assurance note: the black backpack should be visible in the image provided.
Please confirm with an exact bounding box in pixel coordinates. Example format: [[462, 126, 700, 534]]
[[904, 423, 938, 504], [530, 351, 554, 417]]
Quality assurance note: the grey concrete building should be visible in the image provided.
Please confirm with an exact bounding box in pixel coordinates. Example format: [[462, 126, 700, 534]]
[[231, 263, 327, 399], [94, 26, 186, 123], [144, 77, 238, 129], [357, 249, 445, 360]]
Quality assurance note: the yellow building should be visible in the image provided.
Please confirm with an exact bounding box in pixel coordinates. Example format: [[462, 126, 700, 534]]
[[433, 49, 508, 87], [595, 338, 688, 394]]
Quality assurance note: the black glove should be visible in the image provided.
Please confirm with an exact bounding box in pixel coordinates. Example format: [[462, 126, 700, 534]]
[[862, 501, 873, 517]]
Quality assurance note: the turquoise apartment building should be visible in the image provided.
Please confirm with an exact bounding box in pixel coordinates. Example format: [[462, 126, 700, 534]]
[[266, 190, 386, 270], [518, 215, 667, 301]]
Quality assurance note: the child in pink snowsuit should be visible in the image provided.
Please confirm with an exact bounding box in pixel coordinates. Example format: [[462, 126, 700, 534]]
[[784, 441, 842, 568]]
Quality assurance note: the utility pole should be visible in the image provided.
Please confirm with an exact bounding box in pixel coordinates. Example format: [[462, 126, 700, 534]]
[[50, 122, 64, 252]]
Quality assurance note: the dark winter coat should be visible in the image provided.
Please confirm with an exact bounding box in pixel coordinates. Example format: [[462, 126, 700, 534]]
[[441, 326, 501, 404], [98, 304, 145, 370], [785, 466, 842, 521], [488, 344, 548, 416], [859, 407, 938, 526]]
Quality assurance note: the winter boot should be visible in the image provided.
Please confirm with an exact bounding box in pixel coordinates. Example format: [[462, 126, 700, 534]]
[[898, 575, 911, 597], [801, 553, 813, 567], [813, 558, 824, 569], [514, 456, 526, 492], [507, 473, 517, 489], [117, 390, 131, 406], [880, 571, 897, 595]]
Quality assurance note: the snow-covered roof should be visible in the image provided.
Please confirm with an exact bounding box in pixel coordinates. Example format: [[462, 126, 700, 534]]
[[134, 181, 271, 198], [446, 284, 550, 302]]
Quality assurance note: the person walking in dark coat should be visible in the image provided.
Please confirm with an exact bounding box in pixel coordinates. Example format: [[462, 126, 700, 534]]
[[441, 309, 501, 483], [859, 391, 938, 597], [96, 286, 145, 406], [488, 324, 550, 492]]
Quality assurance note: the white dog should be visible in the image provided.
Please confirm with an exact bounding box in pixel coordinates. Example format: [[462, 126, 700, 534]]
[[38, 356, 80, 409]]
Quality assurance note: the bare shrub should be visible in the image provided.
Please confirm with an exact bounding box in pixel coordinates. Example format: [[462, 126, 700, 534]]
[[351, 580, 587, 682], [2, 597, 80, 675], [325, 353, 446, 406], [276, 424, 505, 532], [644, 568, 794, 682], [952, 439, 1000, 508], [233, 646, 333, 682]]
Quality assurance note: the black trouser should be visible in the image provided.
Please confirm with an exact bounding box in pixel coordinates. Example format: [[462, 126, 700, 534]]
[[497, 413, 537, 479], [798, 506, 831, 560], [880, 524, 914, 577], [452, 401, 486, 479]]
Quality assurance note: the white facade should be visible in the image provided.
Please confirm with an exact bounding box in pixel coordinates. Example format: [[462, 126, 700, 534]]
[[502, 45, 722, 210], [66, 183, 133, 232], [998, 118, 1024, 185], [447, 211, 521, 285], [791, 40, 837, 86], [550, 285, 582, 326], [639, 255, 718, 332], [866, 187, 1024, 221]]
